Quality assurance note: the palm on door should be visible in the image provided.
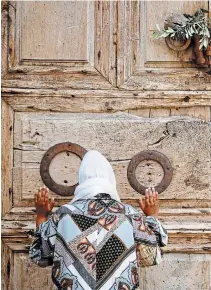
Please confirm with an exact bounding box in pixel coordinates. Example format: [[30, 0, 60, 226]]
[[35, 187, 55, 217], [139, 187, 159, 217]]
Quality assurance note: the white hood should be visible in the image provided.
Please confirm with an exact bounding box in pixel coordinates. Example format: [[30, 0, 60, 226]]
[[71, 150, 121, 202]]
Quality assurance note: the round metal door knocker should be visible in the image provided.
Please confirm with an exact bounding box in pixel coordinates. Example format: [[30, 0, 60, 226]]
[[165, 36, 191, 51], [127, 150, 173, 195], [40, 142, 87, 196]]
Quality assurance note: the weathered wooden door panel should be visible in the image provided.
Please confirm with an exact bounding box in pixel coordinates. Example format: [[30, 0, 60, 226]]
[[2, 248, 211, 290], [2, 239, 54, 290], [2, 0, 211, 289], [3, 1, 117, 89], [140, 254, 211, 290], [117, 0, 211, 89], [1, 100, 13, 217]]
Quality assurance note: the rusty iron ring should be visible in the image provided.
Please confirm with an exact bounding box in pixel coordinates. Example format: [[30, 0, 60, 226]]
[[40, 142, 87, 196], [165, 36, 191, 51], [127, 150, 173, 195]]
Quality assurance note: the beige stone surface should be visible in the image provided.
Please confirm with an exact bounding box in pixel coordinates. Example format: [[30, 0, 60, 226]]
[[13, 112, 211, 202]]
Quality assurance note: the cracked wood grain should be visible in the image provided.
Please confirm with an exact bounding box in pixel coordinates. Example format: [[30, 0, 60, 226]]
[[2, 100, 14, 217]]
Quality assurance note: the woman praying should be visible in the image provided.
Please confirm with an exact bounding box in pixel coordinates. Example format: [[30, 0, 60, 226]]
[[29, 150, 168, 290]]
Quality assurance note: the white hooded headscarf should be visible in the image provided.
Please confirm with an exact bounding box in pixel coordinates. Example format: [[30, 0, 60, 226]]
[[71, 150, 121, 202]]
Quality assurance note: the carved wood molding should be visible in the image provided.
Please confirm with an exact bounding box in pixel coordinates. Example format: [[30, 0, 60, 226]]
[[2, 1, 117, 88], [2, 1, 211, 91], [1, 221, 211, 254], [2, 91, 211, 112], [116, 1, 211, 90]]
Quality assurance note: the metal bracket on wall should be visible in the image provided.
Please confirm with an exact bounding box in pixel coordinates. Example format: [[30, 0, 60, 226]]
[[127, 150, 173, 195], [40, 142, 87, 196]]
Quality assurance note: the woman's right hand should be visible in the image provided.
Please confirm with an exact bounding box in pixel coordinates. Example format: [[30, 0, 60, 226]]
[[138, 187, 159, 217]]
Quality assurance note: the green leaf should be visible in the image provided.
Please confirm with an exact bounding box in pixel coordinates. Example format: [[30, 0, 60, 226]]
[[183, 13, 192, 19], [156, 24, 161, 31], [152, 31, 161, 39], [205, 29, 210, 37], [204, 37, 208, 48], [167, 27, 174, 33], [188, 29, 193, 36], [152, 8, 211, 46], [200, 8, 209, 13], [199, 42, 204, 49]]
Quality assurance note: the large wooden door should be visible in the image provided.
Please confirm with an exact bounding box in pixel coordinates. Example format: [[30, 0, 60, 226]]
[[2, 1, 211, 289]]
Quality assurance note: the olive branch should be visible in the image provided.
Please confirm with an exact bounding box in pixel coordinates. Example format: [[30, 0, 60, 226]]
[[152, 8, 211, 49]]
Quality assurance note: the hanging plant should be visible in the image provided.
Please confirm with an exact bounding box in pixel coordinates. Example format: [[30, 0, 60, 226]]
[[152, 8, 211, 49]]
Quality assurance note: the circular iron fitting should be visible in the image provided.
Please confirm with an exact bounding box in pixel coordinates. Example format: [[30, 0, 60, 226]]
[[127, 150, 173, 195], [40, 142, 87, 196], [165, 36, 191, 51]]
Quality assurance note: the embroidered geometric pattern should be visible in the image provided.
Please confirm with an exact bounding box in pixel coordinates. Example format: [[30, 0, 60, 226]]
[[96, 234, 126, 282], [29, 193, 168, 290]]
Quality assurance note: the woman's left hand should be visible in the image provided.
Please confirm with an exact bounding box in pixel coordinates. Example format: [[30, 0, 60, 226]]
[[35, 187, 55, 217]]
